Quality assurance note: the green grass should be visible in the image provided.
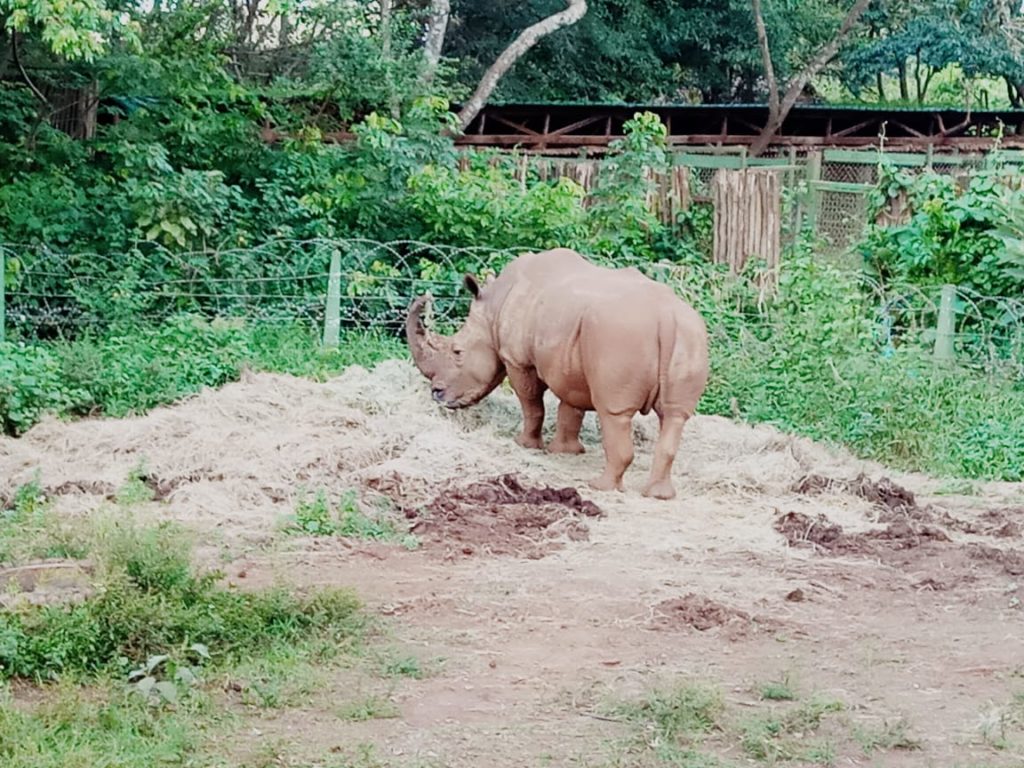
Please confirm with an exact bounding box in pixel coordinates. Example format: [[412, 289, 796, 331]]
[[1, 317, 404, 436], [284, 488, 419, 549], [0, 476, 89, 565], [758, 677, 797, 702], [605, 683, 887, 767], [335, 694, 400, 722], [0, 518, 364, 681], [0, 680, 213, 768]]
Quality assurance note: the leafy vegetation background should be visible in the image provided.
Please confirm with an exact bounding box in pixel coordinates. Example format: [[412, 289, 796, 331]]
[[2, 0, 1024, 481]]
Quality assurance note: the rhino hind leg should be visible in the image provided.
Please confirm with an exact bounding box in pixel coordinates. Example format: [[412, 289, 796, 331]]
[[589, 411, 634, 493], [641, 413, 688, 500], [547, 401, 585, 454]]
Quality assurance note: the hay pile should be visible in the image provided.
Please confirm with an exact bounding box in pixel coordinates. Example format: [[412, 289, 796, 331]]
[[0, 359, 924, 547]]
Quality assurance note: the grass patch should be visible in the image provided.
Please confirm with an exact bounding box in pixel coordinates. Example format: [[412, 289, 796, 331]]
[[378, 651, 429, 680], [611, 684, 726, 765], [758, 677, 797, 702], [853, 718, 922, 754], [336, 694, 400, 721], [0, 477, 89, 566], [0, 680, 215, 768], [1, 318, 404, 436], [285, 488, 419, 549], [0, 519, 364, 681], [605, 683, 881, 767]]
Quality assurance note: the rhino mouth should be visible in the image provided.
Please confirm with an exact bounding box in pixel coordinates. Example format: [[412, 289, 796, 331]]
[[433, 388, 479, 410]]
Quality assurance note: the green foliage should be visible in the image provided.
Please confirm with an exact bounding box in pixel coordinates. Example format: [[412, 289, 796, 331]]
[[700, 249, 1024, 482], [0, 0, 140, 60], [0, 520, 363, 681], [0, 343, 87, 435], [861, 162, 1024, 297], [406, 159, 588, 250]]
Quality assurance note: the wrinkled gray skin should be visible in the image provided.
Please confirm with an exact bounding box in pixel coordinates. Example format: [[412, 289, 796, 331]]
[[406, 248, 709, 500]]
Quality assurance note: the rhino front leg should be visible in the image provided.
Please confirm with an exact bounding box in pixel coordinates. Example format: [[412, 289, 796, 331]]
[[547, 401, 585, 454], [589, 411, 634, 493], [507, 366, 546, 450]]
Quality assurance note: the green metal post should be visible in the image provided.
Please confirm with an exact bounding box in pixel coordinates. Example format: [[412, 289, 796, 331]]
[[0, 248, 6, 345], [934, 284, 957, 363], [323, 249, 341, 349]]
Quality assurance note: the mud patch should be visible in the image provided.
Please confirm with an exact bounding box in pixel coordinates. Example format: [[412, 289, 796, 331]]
[[0, 559, 94, 607], [968, 544, 1024, 576], [404, 474, 603, 560], [775, 511, 950, 557], [649, 594, 780, 639], [792, 473, 934, 525]]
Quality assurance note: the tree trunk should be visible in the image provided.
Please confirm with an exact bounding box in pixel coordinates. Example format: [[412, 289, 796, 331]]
[[455, 0, 588, 132], [748, 0, 871, 157], [876, 72, 886, 102], [1008, 77, 1023, 108], [751, 0, 779, 116], [422, 0, 450, 85], [898, 60, 908, 101]]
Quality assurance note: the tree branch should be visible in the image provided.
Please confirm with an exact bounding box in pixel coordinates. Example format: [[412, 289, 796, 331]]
[[749, 0, 871, 155], [455, 0, 587, 132], [751, 0, 779, 116], [421, 0, 450, 85], [12, 31, 48, 104]]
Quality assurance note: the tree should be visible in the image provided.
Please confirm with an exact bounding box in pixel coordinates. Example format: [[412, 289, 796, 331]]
[[841, 0, 1024, 106], [749, 0, 872, 156], [0, 0, 138, 61], [420, 0, 588, 130]]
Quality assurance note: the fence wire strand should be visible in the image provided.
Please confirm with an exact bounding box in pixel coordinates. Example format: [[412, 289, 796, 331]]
[[2, 239, 1021, 379]]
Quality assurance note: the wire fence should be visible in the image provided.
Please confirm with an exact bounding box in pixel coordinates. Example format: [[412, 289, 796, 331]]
[[2, 239, 1022, 378]]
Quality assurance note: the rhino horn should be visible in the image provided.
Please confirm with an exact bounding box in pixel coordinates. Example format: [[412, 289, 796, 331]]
[[406, 293, 448, 379]]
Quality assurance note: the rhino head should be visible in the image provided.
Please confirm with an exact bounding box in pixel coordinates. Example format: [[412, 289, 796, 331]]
[[406, 274, 506, 409]]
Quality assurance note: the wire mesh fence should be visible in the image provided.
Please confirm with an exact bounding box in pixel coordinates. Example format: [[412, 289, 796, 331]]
[[3, 239, 1022, 378]]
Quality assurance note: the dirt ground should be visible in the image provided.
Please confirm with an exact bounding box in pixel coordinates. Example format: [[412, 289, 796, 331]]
[[2, 359, 1024, 767]]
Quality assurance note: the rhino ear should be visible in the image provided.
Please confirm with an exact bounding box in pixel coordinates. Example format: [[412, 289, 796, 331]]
[[463, 274, 481, 299]]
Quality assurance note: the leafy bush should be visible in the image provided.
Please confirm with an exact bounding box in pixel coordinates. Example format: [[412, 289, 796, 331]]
[[0, 521, 363, 680], [861, 161, 1024, 298], [406, 160, 588, 250], [700, 251, 1024, 482]]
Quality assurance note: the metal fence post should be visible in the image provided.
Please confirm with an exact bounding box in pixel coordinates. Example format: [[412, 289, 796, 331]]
[[0, 248, 6, 345], [323, 248, 341, 350], [804, 150, 823, 236], [934, 284, 956, 362]]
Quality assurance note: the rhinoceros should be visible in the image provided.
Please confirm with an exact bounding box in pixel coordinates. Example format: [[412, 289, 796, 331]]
[[405, 247, 709, 500]]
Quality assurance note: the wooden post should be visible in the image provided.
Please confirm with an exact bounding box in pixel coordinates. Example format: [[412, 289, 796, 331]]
[[711, 168, 781, 292], [804, 150, 823, 235], [323, 249, 342, 349], [934, 284, 956, 362], [0, 248, 5, 345]]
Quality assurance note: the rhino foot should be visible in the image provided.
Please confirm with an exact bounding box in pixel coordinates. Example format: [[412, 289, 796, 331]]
[[641, 480, 676, 500], [546, 438, 585, 455], [515, 433, 545, 450], [588, 476, 624, 493]]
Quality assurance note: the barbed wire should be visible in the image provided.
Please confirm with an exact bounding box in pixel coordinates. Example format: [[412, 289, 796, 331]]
[[2, 239, 1021, 376]]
